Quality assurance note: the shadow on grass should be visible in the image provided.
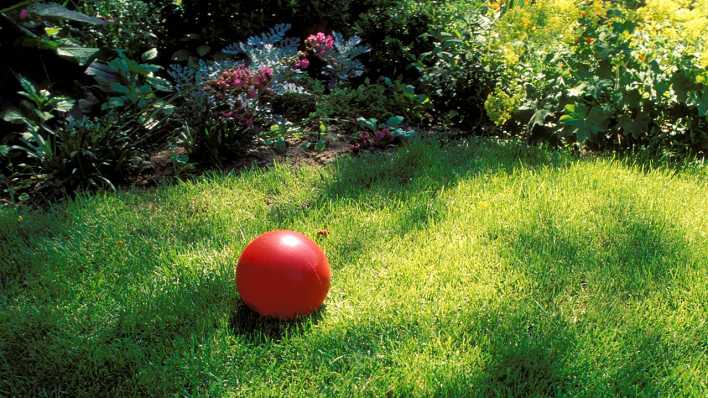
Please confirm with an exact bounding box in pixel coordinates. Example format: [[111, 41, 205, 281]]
[[323, 139, 566, 201], [229, 300, 326, 343], [503, 193, 690, 296], [478, 312, 578, 397]]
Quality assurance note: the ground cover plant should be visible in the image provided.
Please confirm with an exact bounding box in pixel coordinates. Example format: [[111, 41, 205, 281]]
[[1, 140, 706, 396]]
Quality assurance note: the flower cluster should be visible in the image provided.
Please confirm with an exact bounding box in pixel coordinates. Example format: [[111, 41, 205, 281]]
[[207, 65, 273, 98], [305, 32, 335, 57], [294, 56, 310, 70]]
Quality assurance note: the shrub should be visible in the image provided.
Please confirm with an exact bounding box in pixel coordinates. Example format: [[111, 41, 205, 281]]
[[79, 0, 168, 55], [414, 1, 494, 129], [482, 0, 707, 155], [0, 47, 175, 205], [164, 0, 364, 49], [309, 78, 431, 129], [169, 24, 369, 165], [0, 77, 161, 204], [0, 1, 108, 93], [353, 0, 437, 79]]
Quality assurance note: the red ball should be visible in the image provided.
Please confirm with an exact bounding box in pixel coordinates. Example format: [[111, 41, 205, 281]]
[[236, 230, 331, 320]]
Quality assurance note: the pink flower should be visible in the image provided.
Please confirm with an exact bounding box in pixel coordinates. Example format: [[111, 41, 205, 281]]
[[254, 66, 273, 87], [294, 57, 310, 70], [258, 66, 273, 78], [19, 8, 29, 20], [306, 32, 335, 57], [207, 64, 272, 98]]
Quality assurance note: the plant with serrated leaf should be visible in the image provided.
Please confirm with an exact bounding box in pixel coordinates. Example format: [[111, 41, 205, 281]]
[[484, 0, 707, 155], [223, 24, 300, 72], [166, 24, 372, 165], [320, 32, 370, 84]]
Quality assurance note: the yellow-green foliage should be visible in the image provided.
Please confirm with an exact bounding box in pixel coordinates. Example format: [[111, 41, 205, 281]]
[[487, 0, 584, 66], [483, 0, 589, 126], [484, 86, 523, 126], [483, 0, 708, 132], [636, 0, 708, 68]]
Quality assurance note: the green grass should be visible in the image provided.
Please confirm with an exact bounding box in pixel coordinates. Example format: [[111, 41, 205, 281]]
[[1, 139, 706, 397]]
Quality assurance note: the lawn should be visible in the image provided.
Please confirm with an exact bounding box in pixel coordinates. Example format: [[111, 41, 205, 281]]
[[1, 139, 706, 397]]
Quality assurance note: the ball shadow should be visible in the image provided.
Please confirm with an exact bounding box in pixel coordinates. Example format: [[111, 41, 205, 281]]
[[229, 300, 327, 343]]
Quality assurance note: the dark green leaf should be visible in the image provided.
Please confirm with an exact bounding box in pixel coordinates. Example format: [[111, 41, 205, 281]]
[[18, 76, 38, 98], [529, 109, 551, 130], [86, 62, 119, 87], [142, 48, 159, 61], [386, 116, 405, 127], [103, 97, 125, 109], [2, 110, 29, 125], [109, 83, 130, 95], [54, 97, 75, 112], [357, 117, 377, 131], [29, 3, 108, 25], [171, 50, 191, 62], [147, 76, 173, 92], [196, 45, 211, 57], [57, 47, 99, 66], [619, 113, 650, 138]]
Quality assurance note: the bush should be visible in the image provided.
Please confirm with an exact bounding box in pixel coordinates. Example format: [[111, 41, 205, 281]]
[[0, 48, 174, 205], [353, 1, 437, 79], [412, 1, 494, 129], [169, 25, 370, 165], [482, 0, 708, 155], [1, 78, 150, 204], [310, 79, 432, 128], [79, 0, 168, 55]]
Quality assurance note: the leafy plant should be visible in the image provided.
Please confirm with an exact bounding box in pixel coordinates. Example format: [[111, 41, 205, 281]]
[[0, 1, 107, 66], [223, 24, 301, 71], [382, 77, 431, 124], [309, 78, 431, 130], [354, 115, 416, 151], [301, 121, 330, 153], [260, 123, 300, 154], [320, 32, 370, 84], [2, 76, 74, 166], [169, 24, 372, 166], [416, 6, 495, 129], [481, 0, 707, 155], [0, 76, 146, 203], [87, 50, 173, 111], [78, 0, 167, 55]]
